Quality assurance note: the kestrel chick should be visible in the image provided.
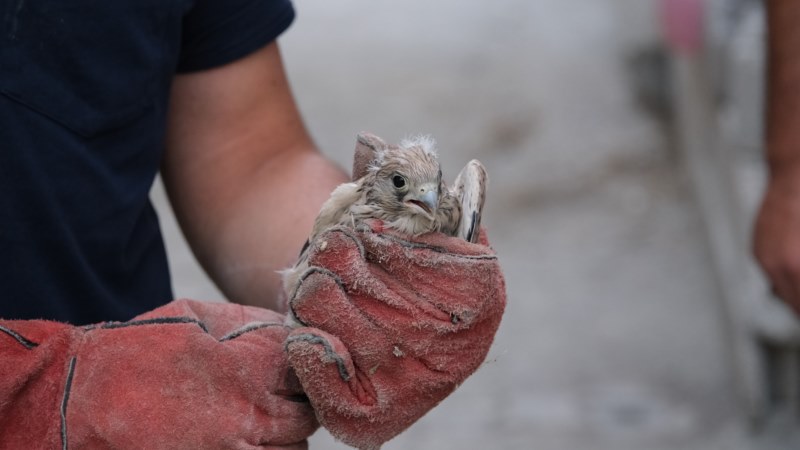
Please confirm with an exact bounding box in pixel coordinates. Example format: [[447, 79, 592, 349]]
[[282, 132, 487, 322]]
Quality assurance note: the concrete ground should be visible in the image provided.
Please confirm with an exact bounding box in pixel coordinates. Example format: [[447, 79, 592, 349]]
[[152, 1, 800, 448]]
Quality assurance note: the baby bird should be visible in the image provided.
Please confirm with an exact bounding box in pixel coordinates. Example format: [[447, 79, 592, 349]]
[[282, 132, 487, 324]]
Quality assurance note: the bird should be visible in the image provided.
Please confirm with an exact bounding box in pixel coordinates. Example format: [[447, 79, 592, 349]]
[[281, 132, 487, 325]]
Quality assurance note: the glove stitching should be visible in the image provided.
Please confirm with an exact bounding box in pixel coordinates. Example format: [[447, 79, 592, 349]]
[[323, 226, 366, 259], [60, 356, 77, 450], [285, 333, 351, 382], [289, 267, 347, 327], [84, 317, 209, 333], [219, 322, 286, 341], [368, 232, 497, 260], [292, 261, 464, 340], [86, 317, 289, 343], [0, 324, 39, 349], [290, 265, 401, 336]]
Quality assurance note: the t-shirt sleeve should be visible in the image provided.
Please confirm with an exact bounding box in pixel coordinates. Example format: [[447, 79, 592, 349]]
[[177, 0, 295, 73]]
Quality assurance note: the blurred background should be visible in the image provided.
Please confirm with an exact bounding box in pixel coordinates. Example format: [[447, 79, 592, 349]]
[[151, 0, 800, 448]]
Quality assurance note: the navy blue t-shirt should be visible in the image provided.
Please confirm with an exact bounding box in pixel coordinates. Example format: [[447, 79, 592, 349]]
[[0, 0, 295, 324]]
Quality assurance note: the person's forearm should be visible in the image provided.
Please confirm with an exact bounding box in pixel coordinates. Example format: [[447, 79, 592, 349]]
[[162, 43, 348, 310], [766, 0, 800, 173], [208, 147, 347, 309], [754, 1, 800, 315]]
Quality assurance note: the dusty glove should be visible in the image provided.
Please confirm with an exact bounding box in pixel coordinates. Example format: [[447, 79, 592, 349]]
[[285, 221, 506, 449], [0, 299, 318, 449]]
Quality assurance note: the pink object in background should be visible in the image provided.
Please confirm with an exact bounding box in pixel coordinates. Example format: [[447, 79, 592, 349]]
[[660, 0, 705, 55]]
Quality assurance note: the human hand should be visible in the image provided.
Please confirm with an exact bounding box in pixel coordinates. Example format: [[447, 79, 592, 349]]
[[0, 300, 318, 449], [754, 169, 800, 316], [284, 222, 506, 449]]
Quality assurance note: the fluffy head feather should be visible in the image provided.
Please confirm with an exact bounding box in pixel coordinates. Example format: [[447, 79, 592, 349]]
[[368, 135, 437, 173], [400, 135, 437, 156]]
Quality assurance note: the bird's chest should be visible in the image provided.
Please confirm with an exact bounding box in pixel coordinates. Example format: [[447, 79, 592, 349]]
[[386, 214, 437, 236], [345, 200, 435, 236]]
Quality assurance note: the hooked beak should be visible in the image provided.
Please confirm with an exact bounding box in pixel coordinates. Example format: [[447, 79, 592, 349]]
[[406, 184, 438, 216]]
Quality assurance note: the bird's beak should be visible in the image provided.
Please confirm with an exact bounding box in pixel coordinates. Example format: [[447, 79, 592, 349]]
[[407, 183, 438, 216], [419, 189, 438, 213]]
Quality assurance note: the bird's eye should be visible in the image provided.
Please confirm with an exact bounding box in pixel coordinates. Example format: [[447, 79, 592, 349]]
[[392, 175, 407, 189]]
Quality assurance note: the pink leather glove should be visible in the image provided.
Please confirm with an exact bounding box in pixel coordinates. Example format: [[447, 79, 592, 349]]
[[285, 222, 506, 449], [0, 300, 318, 449]]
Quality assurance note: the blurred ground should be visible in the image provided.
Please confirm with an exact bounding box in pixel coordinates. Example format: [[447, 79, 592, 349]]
[[152, 1, 799, 448]]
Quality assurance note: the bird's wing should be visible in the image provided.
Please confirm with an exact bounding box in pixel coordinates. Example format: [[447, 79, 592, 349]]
[[452, 159, 487, 243], [282, 180, 363, 322], [310, 182, 363, 240]]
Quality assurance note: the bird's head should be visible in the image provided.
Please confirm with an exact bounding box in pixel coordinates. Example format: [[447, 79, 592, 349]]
[[366, 135, 443, 222]]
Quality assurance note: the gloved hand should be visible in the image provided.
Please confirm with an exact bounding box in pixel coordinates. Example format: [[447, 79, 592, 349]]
[[0, 299, 318, 449], [285, 221, 506, 449]]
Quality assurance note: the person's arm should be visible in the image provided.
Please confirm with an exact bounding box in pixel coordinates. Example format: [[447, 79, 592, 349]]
[[162, 42, 348, 310], [754, 0, 800, 315]]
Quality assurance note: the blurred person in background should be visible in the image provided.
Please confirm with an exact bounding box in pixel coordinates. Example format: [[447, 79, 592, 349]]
[[754, 0, 800, 317]]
